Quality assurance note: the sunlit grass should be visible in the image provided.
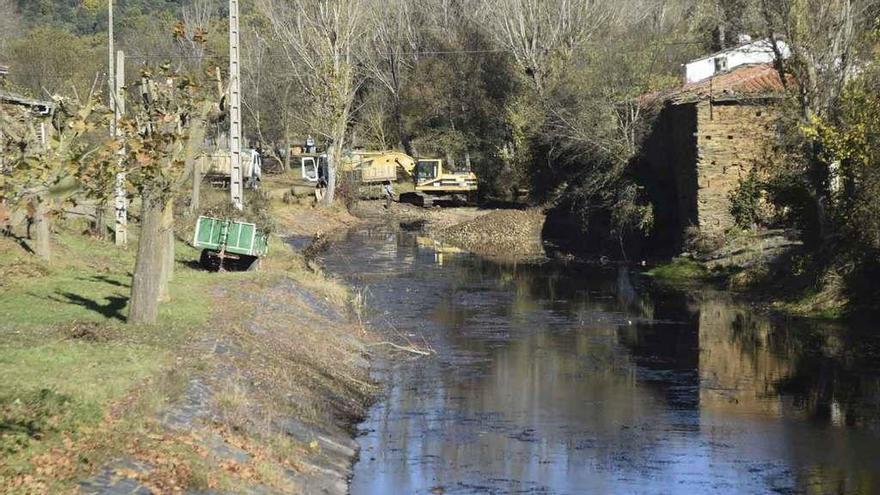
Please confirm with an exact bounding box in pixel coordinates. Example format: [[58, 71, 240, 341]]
[[645, 257, 709, 283], [0, 226, 218, 489]]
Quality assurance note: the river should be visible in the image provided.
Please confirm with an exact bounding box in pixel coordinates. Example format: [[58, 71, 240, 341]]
[[320, 222, 880, 495]]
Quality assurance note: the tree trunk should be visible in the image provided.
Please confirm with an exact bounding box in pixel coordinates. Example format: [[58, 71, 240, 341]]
[[129, 192, 164, 324], [93, 201, 106, 239], [325, 144, 339, 205], [33, 199, 50, 261], [395, 96, 414, 157], [191, 164, 201, 214], [185, 106, 208, 215], [157, 199, 174, 303]]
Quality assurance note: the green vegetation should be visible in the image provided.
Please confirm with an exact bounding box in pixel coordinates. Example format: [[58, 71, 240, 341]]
[[0, 228, 212, 490], [645, 258, 709, 284], [0, 196, 365, 491]]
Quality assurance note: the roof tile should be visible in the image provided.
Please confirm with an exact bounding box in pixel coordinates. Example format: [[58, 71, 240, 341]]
[[642, 63, 790, 106]]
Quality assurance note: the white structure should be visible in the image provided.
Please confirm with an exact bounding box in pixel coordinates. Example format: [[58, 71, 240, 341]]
[[684, 38, 790, 84], [228, 0, 244, 210]]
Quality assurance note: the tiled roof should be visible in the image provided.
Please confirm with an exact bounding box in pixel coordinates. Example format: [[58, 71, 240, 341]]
[[642, 63, 790, 106]]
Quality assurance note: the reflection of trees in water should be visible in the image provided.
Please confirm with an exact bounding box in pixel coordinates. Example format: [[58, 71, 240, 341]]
[[692, 293, 880, 430], [401, 240, 880, 433], [464, 261, 656, 321]]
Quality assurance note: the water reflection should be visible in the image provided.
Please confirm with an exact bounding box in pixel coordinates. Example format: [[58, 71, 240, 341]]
[[321, 225, 880, 495]]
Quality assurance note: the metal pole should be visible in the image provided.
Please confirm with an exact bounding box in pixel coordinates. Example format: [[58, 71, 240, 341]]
[[228, 0, 244, 210], [108, 0, 128, 246]]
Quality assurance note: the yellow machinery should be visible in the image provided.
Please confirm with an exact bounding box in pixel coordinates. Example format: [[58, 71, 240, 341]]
[[292, 147, 478, 207]]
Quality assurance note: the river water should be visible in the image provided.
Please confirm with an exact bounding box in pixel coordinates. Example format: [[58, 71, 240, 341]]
[[321, 223, 880, 495]]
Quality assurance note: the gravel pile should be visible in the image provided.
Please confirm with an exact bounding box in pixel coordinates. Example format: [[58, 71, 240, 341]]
[[438, 209, 546, 260]]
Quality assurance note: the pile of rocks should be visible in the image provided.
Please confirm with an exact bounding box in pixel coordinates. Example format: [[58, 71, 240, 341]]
[[438, 209, 546, 261]]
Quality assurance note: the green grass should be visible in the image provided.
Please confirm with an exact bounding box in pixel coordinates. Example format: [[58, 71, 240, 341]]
[[0, 232, 216, 328], [0, 227, 222, 489], [0, 202, 358, 491], [645, 257, 709, 283]]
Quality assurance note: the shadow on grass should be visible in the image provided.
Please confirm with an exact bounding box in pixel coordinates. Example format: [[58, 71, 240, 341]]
[[181, 260, 206, 271], [2, 232, 35, 255], [50, 292, 128, 322], [76, 275, 130, 288], [0, 389, 75, 446]]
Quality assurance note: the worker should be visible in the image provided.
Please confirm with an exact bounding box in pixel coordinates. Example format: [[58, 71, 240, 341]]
[[382, 180, 394, 209]]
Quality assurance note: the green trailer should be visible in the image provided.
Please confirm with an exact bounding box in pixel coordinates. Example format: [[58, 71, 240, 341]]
[[193, 215, 269, 271]]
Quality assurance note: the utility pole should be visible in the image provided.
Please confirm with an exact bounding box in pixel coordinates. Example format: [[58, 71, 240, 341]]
[[228, 0, 244, 210], [108, 0, 114, 136], [114, 50, 127, 246], [109, 0, 127, 246]]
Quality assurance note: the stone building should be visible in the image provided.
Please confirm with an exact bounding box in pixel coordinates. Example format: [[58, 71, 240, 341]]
[[636, 63, 787, 252]]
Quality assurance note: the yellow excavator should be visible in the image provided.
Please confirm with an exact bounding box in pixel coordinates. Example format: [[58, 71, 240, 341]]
[[293, 147, 478, 207]]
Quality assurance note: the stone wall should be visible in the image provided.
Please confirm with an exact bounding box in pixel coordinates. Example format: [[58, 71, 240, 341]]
[[694, 100, 779, 237]]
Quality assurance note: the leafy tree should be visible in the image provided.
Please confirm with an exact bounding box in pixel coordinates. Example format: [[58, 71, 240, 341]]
[[0, 0, 22, 52], [5, 26, 105, 98], [803, 59, 880, 255], [0, 95, 111, 259], [120, 66, 215, 324], [760, 0, 874, 242]]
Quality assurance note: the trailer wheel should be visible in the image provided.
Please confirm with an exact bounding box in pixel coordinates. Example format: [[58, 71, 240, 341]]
[[199, 249, 210, 268], [199, 249, 221, 271]]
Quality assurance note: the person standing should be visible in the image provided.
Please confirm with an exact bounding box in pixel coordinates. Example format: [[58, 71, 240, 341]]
[[382, 180, 394, 209]]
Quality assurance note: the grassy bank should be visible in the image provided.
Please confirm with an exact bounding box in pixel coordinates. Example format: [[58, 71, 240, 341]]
[[645, 257, 710, 284], [0, 197, 373, 493], [644, 253, 874, 321], [0, 226, 220, 492]]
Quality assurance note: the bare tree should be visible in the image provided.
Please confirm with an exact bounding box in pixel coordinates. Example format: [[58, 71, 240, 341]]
[[0, 0, 21, 53], [365, 0, 423, 155], [241, 17, 301, 168], [174, 0, 218, 70], [258, 0, 370, 204], [761, 0, 870, 120], [481, 0, 614, 97], [760, 0, 873, 240]]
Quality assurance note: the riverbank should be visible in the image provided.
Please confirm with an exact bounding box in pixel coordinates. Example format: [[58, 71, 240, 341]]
[[0, 200, 376, 493], [645, 229, 878, 320]]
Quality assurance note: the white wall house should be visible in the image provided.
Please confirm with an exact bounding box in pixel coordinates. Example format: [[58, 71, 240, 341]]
[[684, 38, 791, 84]]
